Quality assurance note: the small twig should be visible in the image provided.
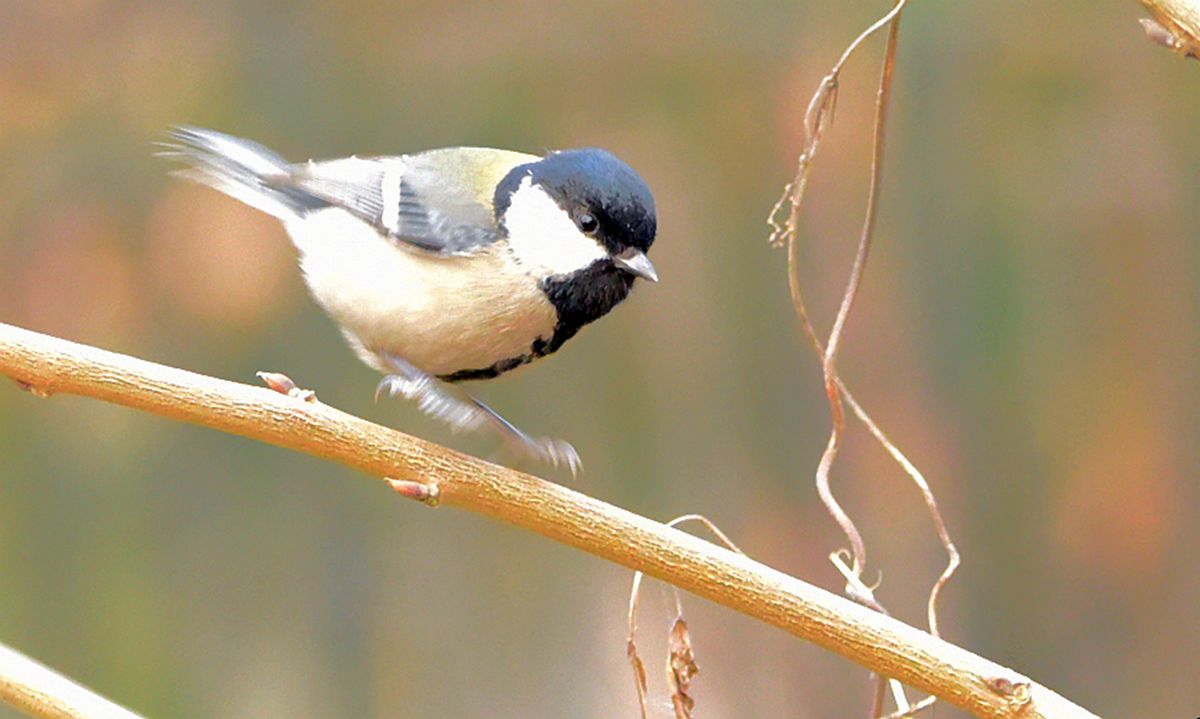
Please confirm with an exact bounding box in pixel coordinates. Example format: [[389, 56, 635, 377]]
[[780, 111, 957, 646], [817, 0, 906, 582], [767, 0, 911, 248], [772, 0, 958, 644], [841, 389, 960, 638], [0, 642, 144, 719], [626, 569, 652, 719], [771, 5, 960, 716], [888, 679, 912, 717], [627, 515, 744, 719], [831, 551, 912, 717], [881, 695, 939, 719], [870, 674, 889, 719], [770, 0, 912, 601]]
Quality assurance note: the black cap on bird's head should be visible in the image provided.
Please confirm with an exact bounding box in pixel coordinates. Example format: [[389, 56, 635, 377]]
[[528, 148, 657, 255], [495, 147, 658, 282]]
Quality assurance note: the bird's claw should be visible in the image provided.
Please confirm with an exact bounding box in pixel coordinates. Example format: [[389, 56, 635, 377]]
[[375, 373, 489, 432], [526, 436, 582, 476], [376, 355, 581, 474]]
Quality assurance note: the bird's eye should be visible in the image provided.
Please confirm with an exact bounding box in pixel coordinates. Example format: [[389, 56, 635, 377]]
[[577, 212, 598, 234]]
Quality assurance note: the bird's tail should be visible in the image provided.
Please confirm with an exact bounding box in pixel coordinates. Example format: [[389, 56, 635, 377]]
[[158, 126, 325, 220]]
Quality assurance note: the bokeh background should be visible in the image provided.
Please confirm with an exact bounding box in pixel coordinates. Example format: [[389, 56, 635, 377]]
[[1, 1, 1197, 717]]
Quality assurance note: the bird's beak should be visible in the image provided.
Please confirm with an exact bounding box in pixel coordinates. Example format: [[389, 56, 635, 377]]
[[613, 248, 659, 282]]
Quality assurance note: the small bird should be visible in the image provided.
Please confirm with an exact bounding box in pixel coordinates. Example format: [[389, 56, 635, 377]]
[[161, 127, 658, 471]]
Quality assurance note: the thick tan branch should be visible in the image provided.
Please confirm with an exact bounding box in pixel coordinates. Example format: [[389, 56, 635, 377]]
[[0, 322, 1100, 719], [0, 643, 144, 719]]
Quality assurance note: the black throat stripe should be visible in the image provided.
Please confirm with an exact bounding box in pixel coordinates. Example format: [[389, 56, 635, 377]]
[[438, 260, 635, 383]]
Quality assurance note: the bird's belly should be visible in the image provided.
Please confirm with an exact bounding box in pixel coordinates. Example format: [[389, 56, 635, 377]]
[[286, 210, 557, 377]]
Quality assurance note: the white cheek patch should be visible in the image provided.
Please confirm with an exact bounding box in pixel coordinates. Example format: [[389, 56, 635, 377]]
[[503, 175, 607, 277]]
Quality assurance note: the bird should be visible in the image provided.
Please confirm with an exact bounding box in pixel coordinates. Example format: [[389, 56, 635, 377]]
[[159, 126, 658, 472]]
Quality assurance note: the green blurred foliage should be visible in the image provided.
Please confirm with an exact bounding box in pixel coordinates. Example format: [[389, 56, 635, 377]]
[[1, 2, 1198, 717]]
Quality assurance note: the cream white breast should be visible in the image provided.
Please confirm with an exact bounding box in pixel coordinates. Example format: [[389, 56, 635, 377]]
[[285, 208, 557, 377]]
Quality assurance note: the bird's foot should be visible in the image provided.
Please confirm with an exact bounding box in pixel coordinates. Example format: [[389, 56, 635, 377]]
[[376, 355, 581, 475], [469, 400, 582, 475]]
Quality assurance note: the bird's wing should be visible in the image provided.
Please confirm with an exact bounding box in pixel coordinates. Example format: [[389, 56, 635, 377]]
[[275, 147, 539, 255]]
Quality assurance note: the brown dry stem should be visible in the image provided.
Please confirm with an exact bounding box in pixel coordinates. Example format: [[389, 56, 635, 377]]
[[769, 3, 965, 716], [766, 0, 910, 249], [771, 0, 959, 646], [814, 0, 908, 590], [627, 515, 743, 719], [0, 322, 1100, 719], [768, 1, 914, 600], [881, 695, 938, 719]]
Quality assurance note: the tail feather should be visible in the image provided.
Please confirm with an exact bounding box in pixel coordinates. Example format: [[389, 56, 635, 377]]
[[159, 126, 327, 220]]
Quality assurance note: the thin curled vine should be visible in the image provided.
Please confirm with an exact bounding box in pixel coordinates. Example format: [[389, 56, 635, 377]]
[[767, 0, 960, 714]]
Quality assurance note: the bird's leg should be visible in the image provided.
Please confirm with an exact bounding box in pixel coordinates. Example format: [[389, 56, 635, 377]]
[[376, 354, 581, 474], [374, 356, 490, 433], [466, 398, 582, 475]]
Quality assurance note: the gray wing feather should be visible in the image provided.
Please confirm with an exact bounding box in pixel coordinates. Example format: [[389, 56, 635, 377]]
[[281, 152, 501, 255], [282, 158, 389, 222], [163, 128, 516, 255]]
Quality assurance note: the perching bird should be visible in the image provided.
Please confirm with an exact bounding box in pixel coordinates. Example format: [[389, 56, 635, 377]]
[[160, 127, 658, 471]]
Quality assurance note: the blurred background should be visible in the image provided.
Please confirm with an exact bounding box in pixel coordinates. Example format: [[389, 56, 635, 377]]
[[1, 1, 1197, 717]]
